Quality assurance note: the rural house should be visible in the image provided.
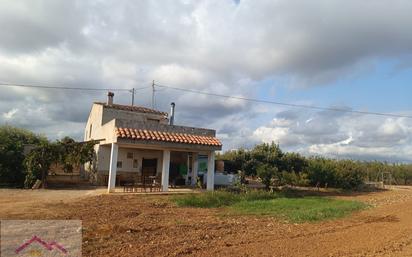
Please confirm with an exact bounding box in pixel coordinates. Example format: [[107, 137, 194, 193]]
[[83, 92, 222, 192]]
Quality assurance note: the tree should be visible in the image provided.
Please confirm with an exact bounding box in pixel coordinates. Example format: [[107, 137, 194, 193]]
[[218, 142, 412, 190], [252, 142, 283, 167], [24, 142, 59, 188], [24, 137, 97, 188], [240, 142, 284, 176], [281, 152, 307, 173], [306, 157, 337, 187], [257, 164, 278, 190], [58, 137, 77, 173], [218, 148, 251, 174], [0, 125, 46, 186], [57, 137, 96, 173], [334, 160, 365, 189]]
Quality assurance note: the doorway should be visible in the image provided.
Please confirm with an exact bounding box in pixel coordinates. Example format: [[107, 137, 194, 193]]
[[142, 158, 157, 177]]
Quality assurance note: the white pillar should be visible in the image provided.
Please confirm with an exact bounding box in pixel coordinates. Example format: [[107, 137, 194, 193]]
[[161, 150, 170, 192], [186, 153, 190, 185], [191, 153, 199, 186], [207, 151, 215, 191], [107, 143, 118, 193]]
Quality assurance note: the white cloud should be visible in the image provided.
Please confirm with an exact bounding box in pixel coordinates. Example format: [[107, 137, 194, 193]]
[[0, 0, 411, 161], [149, 64, 207, 88], [3, 108, 18, 120], [253, 110, 412, 162]]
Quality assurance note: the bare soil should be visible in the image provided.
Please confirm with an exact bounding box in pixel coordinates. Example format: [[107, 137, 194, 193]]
[[2, 187, 412, 257]]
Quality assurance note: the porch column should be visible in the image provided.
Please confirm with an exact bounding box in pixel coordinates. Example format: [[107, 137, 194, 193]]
[[107, 143, 118, 193], [186, 153, 190, 185], [161, 150, 171, 192], [191, 153, 199, 186], [207, 151, 215, 191]]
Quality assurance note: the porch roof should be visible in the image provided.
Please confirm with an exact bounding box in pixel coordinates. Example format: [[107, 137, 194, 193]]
[[116, 127, 222, 147]]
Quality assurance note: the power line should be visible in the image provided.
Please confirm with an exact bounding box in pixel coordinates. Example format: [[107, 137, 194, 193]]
[[0, 82, 137, 92], [154, 83, 412, 119], [128, 86, 152, 105], [1, 82, 151, 108], [130, 86, 152, 93], [2, 81, 410, 119]]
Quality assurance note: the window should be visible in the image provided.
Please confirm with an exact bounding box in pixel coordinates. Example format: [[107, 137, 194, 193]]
[[147, 118, 160, 123], [127, 152, 133, 159], [116, 161, 122, 168], [89, 124, 92, 138], [133, 159, 138, 169]]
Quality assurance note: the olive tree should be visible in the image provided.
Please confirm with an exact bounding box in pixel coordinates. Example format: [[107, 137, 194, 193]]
[[0, 125, 46, 186], [257, 164, 278, 190], [25, 137, 97, 188], [24, 142, 59, 188]]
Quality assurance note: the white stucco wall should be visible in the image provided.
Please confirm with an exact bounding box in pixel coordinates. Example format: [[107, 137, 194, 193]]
[[84, 104, 103, 141], [102, 107, 168, 126], [97, 146, 163, 175], [84, 103, 168, 144]]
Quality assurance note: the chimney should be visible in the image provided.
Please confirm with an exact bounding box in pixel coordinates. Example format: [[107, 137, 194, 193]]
[[107, 92, 114, 105], [169, 102, 175, 125]]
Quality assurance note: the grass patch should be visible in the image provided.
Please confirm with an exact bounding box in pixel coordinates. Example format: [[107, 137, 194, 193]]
[[229, 197, 366, 222], [173, 190, 278, 208], [172, 190, 367, 222]]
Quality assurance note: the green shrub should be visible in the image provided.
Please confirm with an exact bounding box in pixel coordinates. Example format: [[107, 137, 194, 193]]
[[257, 164, 278, 190]]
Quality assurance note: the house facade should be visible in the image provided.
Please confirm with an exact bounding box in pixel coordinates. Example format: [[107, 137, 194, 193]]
[[83, 92, 222, 192]]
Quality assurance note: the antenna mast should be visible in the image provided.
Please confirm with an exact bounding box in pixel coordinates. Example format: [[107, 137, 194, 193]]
[[131, 88, 135, 106], [151, 80, 155, 109]]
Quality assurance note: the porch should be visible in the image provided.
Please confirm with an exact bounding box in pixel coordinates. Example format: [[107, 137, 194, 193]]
[[109, 187, 202, 195], [106, 142, 217, 193]]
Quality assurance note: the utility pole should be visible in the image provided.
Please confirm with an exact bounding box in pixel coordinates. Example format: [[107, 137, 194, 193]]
[[131, 88, 135, 106], [151, 80, 155, 109]]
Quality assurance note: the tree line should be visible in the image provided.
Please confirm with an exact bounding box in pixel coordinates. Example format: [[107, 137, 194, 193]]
[[217, 142, 412, 190], [0, 125, 96, 188], [2, 125, 412, 190]]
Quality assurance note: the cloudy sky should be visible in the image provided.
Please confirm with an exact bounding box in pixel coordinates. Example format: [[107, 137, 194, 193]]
[[1, 0, 411, 162]]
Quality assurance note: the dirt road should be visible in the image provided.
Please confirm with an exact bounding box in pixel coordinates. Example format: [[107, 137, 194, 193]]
[[0, 188, 104, 218], [1, 187, 412, 256]]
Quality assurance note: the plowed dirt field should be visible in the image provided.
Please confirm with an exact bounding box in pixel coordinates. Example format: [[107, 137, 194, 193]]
[[2, 187, 412, 257]]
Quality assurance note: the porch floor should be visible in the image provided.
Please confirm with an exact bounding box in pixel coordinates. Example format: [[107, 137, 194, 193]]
[[110, 187, 202, 195]]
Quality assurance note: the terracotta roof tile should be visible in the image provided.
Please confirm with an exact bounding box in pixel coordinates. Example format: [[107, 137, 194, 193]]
[[116, 127, 222, 147], [96, 102, 168, 116]]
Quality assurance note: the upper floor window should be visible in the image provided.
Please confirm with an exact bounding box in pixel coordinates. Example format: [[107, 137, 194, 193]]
[[89, 124, 92, 138], [147, 118, 160, 123]]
